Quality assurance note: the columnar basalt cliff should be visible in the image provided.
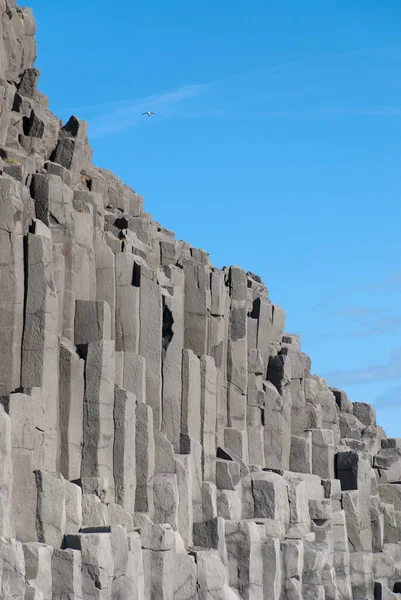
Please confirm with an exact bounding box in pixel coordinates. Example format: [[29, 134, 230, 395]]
[[0, 3, 399, 599]]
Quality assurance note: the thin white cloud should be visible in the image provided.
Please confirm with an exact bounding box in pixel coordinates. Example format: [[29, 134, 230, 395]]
[[64, 43, 401, 138], [313, 268, 401, 311], [87, 83, 208, 138], [324, 346, 401, 386], [329, 306, 381, 319], [351, 316, 401, 337], [373, 383, 401, 409]]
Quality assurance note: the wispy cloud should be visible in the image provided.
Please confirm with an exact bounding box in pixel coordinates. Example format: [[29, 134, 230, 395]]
[[351, 316, 401, 337], [329, 306, 381, 319], [324, 346, 401, 386], [373, 384, 401, 409], [65, 43, 401, 138], [313, 268, 401, 310], [87, 83, 208, 138]]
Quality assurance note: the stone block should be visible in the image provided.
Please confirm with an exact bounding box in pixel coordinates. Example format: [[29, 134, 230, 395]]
[[114, 386, 136, 513], [181, 349, 201, 443], [353, 402, 376, 427], [264, 384, 291, 471], [173, 553, 198, 600], [122, 352, 146, 403], [52, 548, 83, 600], [59, 339, 84, 481], [74, 299, 111, 344], [290, 433, 312, 474], [153, 473, 179, 530], [79, 340, 115, 501], [64, 479, 82, 534], [139, 263, 163, 428], [202, 481, 218, 522], [162, 291, 184, 452], [35, 470, 66, 548], [183, 264, 210, 356], [251, 471, 290, 524], [216, 459, 241, 490], [225, 520, 263, 597], [310, 429, 335, 479], [135, 401, 155, 516], [23, 543, 53, 600], [115, 253, 140, 353], [0, 179, 25, 395], [0, 537, 26, 598], [65, 532, 114, 598], [200, 355, 218, 482], [21, 231, 59, 470], [0, 393, 35, 540]]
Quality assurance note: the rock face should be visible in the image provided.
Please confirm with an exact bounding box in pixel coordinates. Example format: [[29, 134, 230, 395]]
[[0, 3, 398, 599]]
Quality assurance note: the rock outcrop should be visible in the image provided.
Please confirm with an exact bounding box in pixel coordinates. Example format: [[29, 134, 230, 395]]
[[0, 2, 399, 599]]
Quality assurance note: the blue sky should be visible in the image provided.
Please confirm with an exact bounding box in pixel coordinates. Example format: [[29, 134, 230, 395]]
[[30, 0, 401, 434]]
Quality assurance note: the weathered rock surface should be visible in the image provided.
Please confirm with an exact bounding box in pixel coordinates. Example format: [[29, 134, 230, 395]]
[[0, 3, 398, 598]]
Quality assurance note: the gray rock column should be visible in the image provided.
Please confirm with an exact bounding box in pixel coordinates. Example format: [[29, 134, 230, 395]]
[[135, 400, 155, 516], [59, 338, 84, 481], [139, 263, 163, 429], [114, 386, 136, 514], [183, 264, 211, 356], [52, 548, 83, 600], [0, 393, 36, 541], [200, 355, 218, 483], [79, 340, 115, 502], [21, 229, 60, 471], [115, 252, 140, 353], [162, 288, 184, 453], [0, 178, 25, 395], [227, 266, 248, 432]]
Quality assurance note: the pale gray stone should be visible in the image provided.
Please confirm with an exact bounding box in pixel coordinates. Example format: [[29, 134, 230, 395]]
[[64, 479, 82, 534], [200, 355, 218, 482], [175, 455, 193, 548], [79, 340, 115, 502], [183, 264, 210, 356], [181, 350, 201, 444], [35, 470, 66, 548], [23, 543, 53, 600], [74, 299, 111, 344], [114, 386, 136, 513], [59, 339, 84, 481], [122, 352, 146, 403], [172, 553, 198, 600], [139, 263, 163, 428], [290, 432, 312, 474], [81, 494, 109, 528], [115, 253, 140, 353], [153, 473, 179, 530], [0, 393, 35, 540], [264, 384, 291, 471], [65, 532, 114, 599], [353, 402, 376, 427], [310, 429, 335, 479], [162, 290, 184, 452], [0, 537, 26, 599], [52, 548, 83, 600], [0, 179, 25, 395], [251, 471, 290, 524], [21, 231, 59, 471], [262, 538, 282, 600], [135, 401, 155, 516], [202, 481, 218, 522]]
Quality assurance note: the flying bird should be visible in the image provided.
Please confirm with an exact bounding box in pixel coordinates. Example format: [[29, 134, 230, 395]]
[[142, 111, 156, 116]]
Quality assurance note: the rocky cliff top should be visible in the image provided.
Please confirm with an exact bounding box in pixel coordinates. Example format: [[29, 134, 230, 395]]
[[0, 2, 399, 600]]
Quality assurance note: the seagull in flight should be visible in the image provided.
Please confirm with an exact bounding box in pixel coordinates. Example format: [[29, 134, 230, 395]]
[[142, 111, 156, 117]]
